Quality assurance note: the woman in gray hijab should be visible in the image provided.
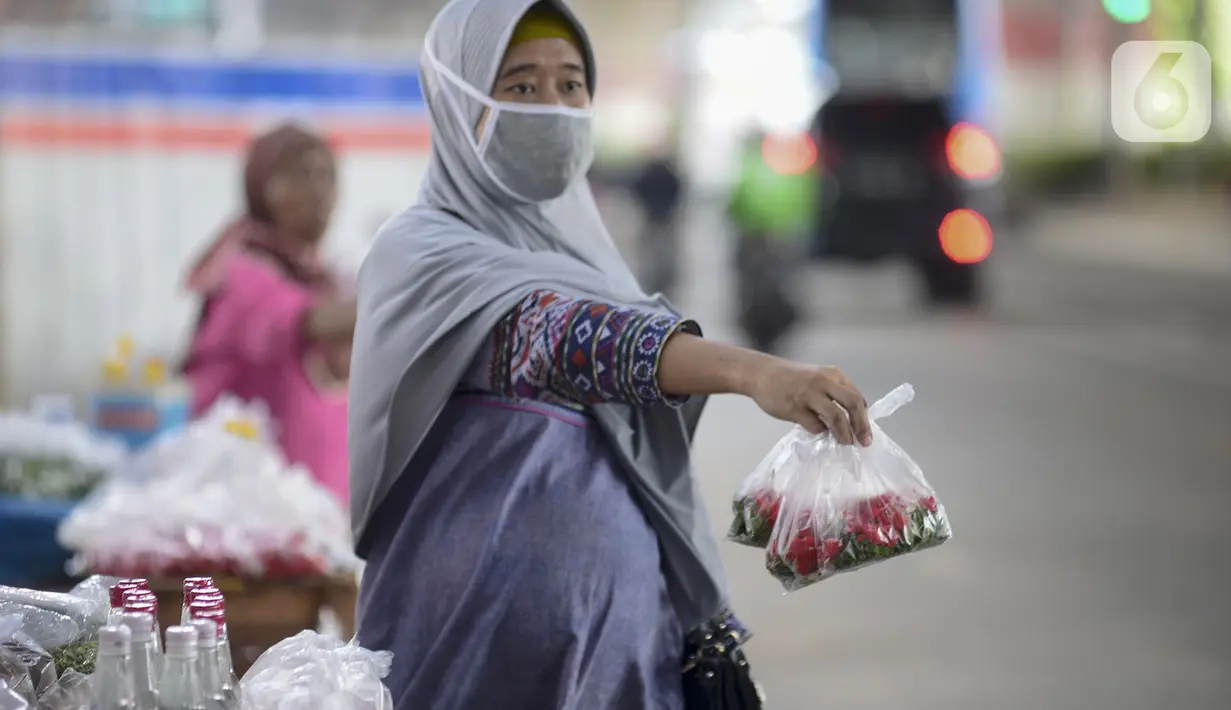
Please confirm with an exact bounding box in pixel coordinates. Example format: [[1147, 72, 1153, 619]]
[[348, 1, 873, 707]]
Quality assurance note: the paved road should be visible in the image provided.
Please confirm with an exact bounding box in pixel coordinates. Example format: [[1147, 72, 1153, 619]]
[[664, 206, 1231, 710], [1025, 192, 1231, 278]]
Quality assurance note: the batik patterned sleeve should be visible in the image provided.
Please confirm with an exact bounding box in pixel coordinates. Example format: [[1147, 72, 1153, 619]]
[[484, 290, 697, 407]]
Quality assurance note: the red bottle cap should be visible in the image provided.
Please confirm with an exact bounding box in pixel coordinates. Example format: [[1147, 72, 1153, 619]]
[[126, 600, 156, 615], [188, 599, 225, 618], [109, 581, 145, 608], [187, 588, 224, 606], [122, 588, 156, 606], [182, 577, 215, 594], [195, 608, 227, 632], [118, 578, 150, 590]]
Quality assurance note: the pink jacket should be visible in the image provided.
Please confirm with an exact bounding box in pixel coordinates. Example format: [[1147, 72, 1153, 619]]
[[184, 252, 349, 504]]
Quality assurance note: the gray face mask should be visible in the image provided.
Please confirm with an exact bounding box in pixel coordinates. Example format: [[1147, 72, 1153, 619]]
[[421, 45, 595, 204], [481, 108, 595, 202]]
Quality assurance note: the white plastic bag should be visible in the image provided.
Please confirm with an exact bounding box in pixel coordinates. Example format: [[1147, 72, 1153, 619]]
[[240, 631, 393, 710], [727, 384, 952, 591], [0, 621, 54, 705], [0, 680, 27, 710], [0, 587, 106, 644], [57, 398, 357, 579], [35, 670, 91, 710]]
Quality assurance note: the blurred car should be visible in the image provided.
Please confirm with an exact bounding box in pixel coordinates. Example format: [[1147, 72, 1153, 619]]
[[808, 0, 1003, 305]]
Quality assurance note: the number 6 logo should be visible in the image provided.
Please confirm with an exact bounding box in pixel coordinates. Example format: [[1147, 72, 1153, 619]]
[[1112, 41, 1211, 143], [1133, 52, 1188, 131]]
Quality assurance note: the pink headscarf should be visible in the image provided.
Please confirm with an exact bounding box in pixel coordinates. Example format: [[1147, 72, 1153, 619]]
[[185, 123, 336, 295], [183, 123, 349, 383]]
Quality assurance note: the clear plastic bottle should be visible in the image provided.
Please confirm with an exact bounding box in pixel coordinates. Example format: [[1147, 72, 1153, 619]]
[[179, 579, 215, 625], [191, 610, 237, 695], [123, 589, 161, 649], [157, 627, 205, 710], [188, 620, 236, 710], [116, 612, 161, 710], [124, 600, 163, 656], [90, 625, 136, 710]]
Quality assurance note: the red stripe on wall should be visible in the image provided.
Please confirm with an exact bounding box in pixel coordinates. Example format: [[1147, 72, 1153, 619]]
[[0, 117, 432, 151]]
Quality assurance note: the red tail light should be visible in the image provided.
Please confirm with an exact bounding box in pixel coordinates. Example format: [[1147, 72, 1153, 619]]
[[761, 133, 817, 176], [945, 122, 1001, 181], [938, 209, 993, 264]]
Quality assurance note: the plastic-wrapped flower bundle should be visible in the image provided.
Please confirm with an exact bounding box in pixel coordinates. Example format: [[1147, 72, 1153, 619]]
[[728, 384, 953, 591], [0, 576, 114, 708], [57, 398, 358, 580]]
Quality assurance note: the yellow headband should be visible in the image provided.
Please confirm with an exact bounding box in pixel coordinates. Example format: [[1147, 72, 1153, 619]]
[[508, 5, 581, 50]]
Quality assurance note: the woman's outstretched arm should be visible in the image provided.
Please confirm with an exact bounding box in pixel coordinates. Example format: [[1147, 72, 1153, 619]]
[[657, 333, 873, 447], [476, 288, 872, 446]]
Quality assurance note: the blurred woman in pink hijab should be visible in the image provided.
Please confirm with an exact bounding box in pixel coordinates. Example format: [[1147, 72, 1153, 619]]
[[182, 123, 354, 503]]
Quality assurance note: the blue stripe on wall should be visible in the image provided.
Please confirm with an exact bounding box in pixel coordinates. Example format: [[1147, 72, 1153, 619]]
[[0, 51, 425, 105]]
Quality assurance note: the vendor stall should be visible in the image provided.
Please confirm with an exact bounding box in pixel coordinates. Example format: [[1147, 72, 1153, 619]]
[[0, 575, 389, 709], [143, 575, 357, 675], [53, 396, 362, 678]]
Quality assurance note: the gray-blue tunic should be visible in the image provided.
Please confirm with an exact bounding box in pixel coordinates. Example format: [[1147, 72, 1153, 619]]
[[356, 394, 684, 710]]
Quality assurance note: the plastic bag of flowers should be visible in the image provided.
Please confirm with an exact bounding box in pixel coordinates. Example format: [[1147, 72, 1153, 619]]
[[728, 384, 953, 591]]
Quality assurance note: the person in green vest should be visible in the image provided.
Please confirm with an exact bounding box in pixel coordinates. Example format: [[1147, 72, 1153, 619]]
[[727, 129, 817, 243], [727, 128, 818, 351]]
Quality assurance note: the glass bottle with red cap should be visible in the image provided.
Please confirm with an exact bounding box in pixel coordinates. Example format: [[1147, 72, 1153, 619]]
[[185, 595, 224, 626], [192, 609, 237, 695], [179, 578, 215, 625], [123, 590, 163, 652], [185, 588, 224, 616], [91, 625, 137, 710], [158, 626, 206, 710], [122, 589, 158, 617], [188, 620, 236, 709], [116, 611, 160, 710], [123, 600, 163, 657]]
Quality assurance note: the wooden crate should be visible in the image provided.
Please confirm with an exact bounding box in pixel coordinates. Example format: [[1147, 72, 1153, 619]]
[[144, 576, 357, 678]]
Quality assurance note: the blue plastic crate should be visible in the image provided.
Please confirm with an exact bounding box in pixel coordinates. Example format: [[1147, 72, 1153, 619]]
[[0, 495, 77, 587]]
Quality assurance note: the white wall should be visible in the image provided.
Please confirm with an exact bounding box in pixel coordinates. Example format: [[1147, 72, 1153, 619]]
[[0, 0, 695, 406], [0, 142, 430, 405]]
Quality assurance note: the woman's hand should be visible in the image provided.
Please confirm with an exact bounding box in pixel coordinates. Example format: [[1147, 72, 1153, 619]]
[[304, 297, 358, 342], [745, 359, 873, 446]]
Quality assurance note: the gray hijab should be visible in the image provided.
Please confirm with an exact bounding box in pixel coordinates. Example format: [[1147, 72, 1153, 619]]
[[347, 0, 730, 631]]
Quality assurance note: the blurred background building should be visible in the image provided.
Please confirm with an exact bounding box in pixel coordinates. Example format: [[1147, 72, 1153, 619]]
[[1, 2, 1229, 709], [1, 0, 1227, 402]]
